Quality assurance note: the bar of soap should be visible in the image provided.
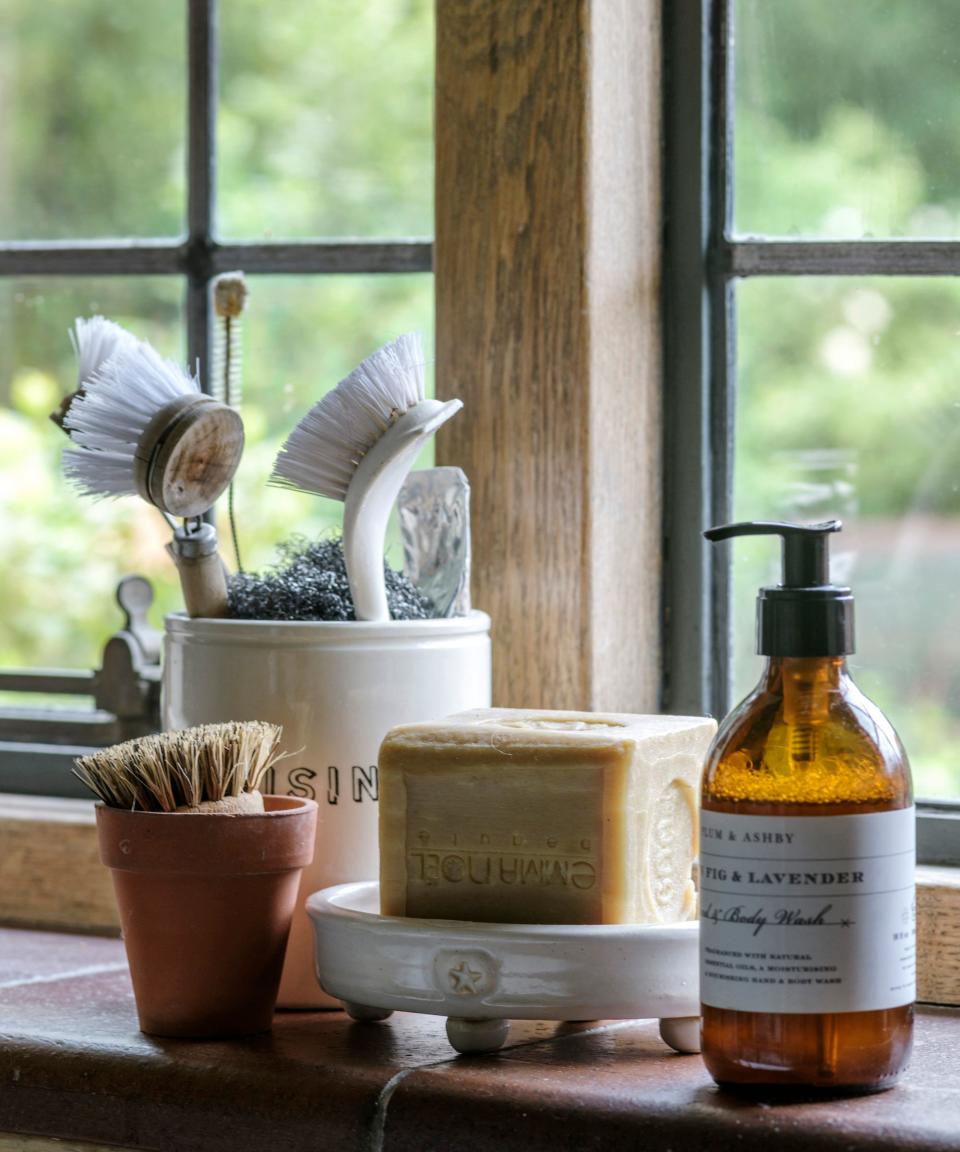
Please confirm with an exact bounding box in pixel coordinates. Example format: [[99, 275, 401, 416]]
[[378, 708, 716, 925]]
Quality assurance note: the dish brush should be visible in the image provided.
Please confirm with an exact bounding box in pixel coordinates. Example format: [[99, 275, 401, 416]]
[[74, 720, 284, 814], [270, 332, 462, 621], [60, 326, 245, 618], [50, 315, 138, 429]]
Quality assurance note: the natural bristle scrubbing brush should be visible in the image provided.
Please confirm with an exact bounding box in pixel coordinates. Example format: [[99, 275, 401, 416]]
[[61, 329, 245, 618], [270, 332, 462, 622], [74, 721, 284, 814]]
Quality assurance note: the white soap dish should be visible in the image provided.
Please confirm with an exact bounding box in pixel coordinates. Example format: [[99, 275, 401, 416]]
[[306, 882, 700, 1056]]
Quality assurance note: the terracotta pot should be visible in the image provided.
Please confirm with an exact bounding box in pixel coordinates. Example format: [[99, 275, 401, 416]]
[[96, 796, 317, 1038]]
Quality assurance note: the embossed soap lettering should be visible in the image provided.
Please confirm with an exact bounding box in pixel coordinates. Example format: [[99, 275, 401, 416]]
[[411, 831, 592, 852], [408, 850, 596, 890]]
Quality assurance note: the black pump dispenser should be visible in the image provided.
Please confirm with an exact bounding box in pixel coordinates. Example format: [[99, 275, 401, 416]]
[[704, 520, 854, 657]]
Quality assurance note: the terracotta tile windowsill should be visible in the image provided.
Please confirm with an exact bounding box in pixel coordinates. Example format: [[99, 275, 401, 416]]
[[0, 928, 959, 1152]]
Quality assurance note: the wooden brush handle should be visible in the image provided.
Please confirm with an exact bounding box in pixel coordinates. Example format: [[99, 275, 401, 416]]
[[167, 525, 230, 619]]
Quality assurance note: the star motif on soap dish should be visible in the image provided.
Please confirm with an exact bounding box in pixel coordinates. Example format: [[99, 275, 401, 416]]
[[449, 960, 484, 996]]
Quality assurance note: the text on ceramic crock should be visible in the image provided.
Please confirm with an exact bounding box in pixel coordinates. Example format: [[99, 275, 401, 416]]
[[262, 764, 379, 803]]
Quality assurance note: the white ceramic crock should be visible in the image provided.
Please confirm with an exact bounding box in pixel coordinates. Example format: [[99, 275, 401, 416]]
[[163, 611, 492, 1007]]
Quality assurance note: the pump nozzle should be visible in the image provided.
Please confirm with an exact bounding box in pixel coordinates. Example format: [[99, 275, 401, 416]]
[[704, 520, 841, 587], [706, 519, 853, 774], [704, 518, 853, 657]]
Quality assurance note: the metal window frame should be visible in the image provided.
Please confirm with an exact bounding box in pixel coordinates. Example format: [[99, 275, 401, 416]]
[[0, 0, 430, 797], [662, 0, 960, 865]]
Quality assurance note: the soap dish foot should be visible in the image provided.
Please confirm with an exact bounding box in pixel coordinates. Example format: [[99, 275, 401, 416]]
[[446, 1016, 510, 1054], [343, 1001, 394, 1023], [659, 1015, 700, 1054]]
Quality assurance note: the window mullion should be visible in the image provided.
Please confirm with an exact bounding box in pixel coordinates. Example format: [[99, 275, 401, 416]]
[[210, 240, 433, 275], [0, 239, 433, 279], [0, 241, 184, 276], [187, 0, 216, 384], [728, 239, 960, 277], [709, 0, 735, 719], [663, 0, 732, 718]]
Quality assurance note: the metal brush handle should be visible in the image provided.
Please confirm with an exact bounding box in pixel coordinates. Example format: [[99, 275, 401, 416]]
[[168, 523, 230, 619]]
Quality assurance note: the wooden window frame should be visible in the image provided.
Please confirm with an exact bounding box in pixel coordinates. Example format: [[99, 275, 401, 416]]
[[3, 0, 959, 1002], [0, 0, 430, 794], [661, 0, 960, 866]]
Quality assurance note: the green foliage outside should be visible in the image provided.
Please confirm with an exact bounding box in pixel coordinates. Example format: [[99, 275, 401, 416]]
[[734, 1, 960, 793], [0, 0, 433, 673], [2, 1, 960, 795]]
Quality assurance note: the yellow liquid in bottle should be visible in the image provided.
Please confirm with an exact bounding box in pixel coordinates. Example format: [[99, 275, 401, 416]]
[[701, 656, 914, 1094]]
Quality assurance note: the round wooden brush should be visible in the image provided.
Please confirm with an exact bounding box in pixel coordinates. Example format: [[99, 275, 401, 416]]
[[270, 332, 462, 621], [62, 335, 245, 617]]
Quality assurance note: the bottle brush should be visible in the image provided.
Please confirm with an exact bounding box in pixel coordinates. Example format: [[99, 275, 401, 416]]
[[210, 271, 249, 572]]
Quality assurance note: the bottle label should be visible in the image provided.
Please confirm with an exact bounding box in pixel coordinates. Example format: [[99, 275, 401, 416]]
[[700, 807, 915, 1014]]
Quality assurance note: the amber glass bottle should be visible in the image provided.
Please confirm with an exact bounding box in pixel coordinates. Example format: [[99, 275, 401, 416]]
[[700, 522, 915, 1094]]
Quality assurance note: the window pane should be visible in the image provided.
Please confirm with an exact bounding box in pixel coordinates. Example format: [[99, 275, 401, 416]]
[[734, 0, 960, 238], [0, 278, 184, 670], [734, 278, 960, 799], [0, 2, 185, 240], [229, 274, 434, 572], [218, 2, 433, 240]]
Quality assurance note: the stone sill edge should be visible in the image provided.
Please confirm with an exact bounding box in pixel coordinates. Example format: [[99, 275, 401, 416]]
[[1, 792, 958, 1006]]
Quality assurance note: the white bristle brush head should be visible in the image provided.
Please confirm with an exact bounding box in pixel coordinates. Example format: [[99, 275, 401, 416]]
[[270, 331, 426, 501], [62, 337, 245, 519], [69, 316, 138, 391], [63, 341, 202, 500], [268, 331, 462, 621]]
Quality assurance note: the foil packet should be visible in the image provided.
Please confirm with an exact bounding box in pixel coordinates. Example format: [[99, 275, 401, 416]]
[[397, 467, 471, 617]]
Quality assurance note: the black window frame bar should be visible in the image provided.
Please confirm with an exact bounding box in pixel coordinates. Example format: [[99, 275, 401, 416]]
[[0, 0, 431, 798], [663, 0, 960, 864]]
